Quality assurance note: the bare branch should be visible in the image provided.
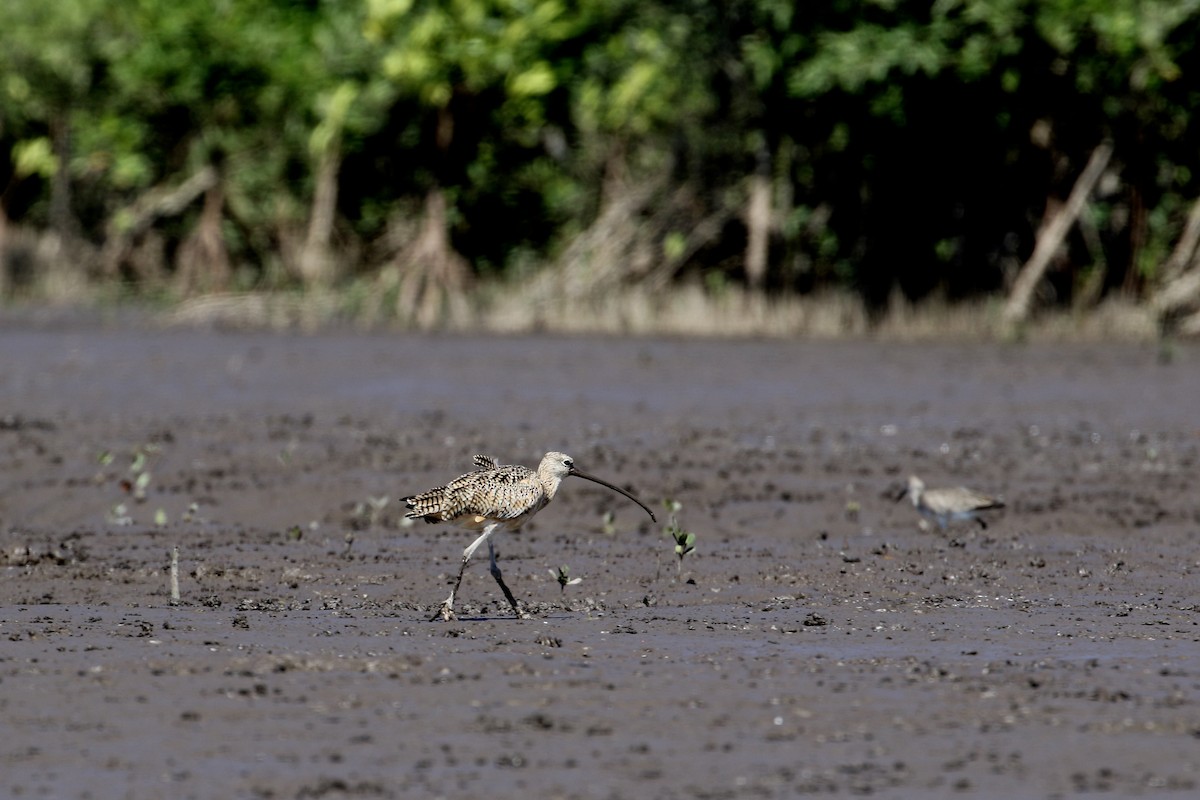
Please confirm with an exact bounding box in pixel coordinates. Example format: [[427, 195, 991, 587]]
[[1002, 142, 1114, 329]]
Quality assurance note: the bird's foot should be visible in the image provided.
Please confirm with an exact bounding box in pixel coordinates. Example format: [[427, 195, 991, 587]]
[[431, 592, 457, 622]]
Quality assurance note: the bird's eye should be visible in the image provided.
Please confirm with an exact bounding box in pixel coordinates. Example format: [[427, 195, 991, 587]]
[[563, 458, 573, 468]]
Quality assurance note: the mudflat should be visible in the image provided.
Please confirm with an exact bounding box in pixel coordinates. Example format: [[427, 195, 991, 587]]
[[2, 322, 1198, 798]]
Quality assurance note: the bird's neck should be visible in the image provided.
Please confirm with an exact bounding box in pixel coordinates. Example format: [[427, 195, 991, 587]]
[[539, 473, 563, 499]]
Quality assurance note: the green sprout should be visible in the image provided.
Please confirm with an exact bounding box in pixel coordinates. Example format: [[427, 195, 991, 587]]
[[662, 499, 696, 576], [123, 444, 160, 502], [277, 438, 299, 466], [133, 469, 152, 501], [670, 528, 696, 573], [108, 503, 133, 526], [549, 566, 582, 594], [367, 495, 389, 526], [350, 495, 390, 529], [601, 510, 616, 535]]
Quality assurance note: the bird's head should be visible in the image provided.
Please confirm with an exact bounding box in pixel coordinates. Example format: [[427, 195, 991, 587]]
[[538, 451, 656, 522], [895, 475, 924, 504], [538, 451, 576, 480]]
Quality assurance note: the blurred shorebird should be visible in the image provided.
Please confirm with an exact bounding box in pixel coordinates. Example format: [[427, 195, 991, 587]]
[[404, 452, 656, 621], [897, 475, 1004, 530]]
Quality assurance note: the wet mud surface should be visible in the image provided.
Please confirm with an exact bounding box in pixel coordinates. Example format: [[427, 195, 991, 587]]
[[2, 322, 1200, 798]]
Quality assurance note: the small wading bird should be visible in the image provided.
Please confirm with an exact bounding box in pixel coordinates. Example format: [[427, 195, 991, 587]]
[[897, 474, 1005, 530], [403, 452, 656, 621]]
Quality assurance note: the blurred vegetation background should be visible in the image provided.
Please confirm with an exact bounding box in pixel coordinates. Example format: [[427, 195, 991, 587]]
[[2, 0, 1199, 335]]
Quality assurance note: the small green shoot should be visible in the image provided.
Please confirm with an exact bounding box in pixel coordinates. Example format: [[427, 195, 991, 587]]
[[549, 565, 582, 594], [670, 528, 696, 574], [134, 470, 151, 501], [154, 508, 168, 526], [367, 495, 389, 526], [601, 510, 616, 535], [118, 444, 160, 502], [108, 503, 132, 526], [662, 498, 696, 576], [351, 495, 390, 529], [277, 438, 299, 466]]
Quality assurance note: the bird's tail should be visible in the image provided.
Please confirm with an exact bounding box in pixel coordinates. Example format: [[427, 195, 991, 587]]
[[401, 488, 453, 523]]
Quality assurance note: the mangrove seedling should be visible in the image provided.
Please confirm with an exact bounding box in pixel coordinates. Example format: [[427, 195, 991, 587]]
[[662, 498, 696, 576], [120, 444, 159, 502], [549, 566, 582, 594], [182, 502, 201, 523], [108, 502, 132, 527], [367, 495, 390, 527], [669, 526, 696, 575], [133, 469, 152, 501]]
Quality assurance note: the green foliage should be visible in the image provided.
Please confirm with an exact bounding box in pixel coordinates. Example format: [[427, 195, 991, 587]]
[[0, 0, 105, 118], [12, 138, 56, 180], [0, 0, 1197, 308], [364, 0, 587, 139], [574, 9, 713, 138]]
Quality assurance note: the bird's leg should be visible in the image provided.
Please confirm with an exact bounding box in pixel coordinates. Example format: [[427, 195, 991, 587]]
[[432, 561, 468, 622], [462, 524, 496, 562], [433, 585, 458, 622], [487, 539, 527, 619], [432, 523, 499, 622]]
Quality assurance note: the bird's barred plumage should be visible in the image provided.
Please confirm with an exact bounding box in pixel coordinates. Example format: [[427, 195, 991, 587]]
[[402, 455, 556, 529], [405, 451, 656, 621], [472, 455, 498, 470]]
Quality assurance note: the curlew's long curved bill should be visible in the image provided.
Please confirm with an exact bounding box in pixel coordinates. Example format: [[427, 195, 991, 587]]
[[569, 468, 657, 522]]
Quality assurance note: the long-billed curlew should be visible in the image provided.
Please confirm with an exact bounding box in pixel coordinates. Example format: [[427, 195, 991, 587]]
[[897, 475, 1005, 530], [403, 452, 656, 621]]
